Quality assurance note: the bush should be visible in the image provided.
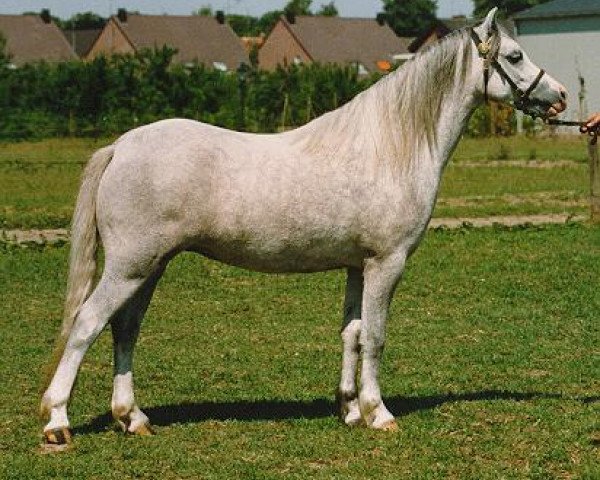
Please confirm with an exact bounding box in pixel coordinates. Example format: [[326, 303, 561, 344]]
[[0, 49, 382, 140], [3, 48, 527, 141]]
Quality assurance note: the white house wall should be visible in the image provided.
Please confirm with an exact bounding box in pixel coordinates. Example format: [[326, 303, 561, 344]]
[[516, 30, 600, 121]]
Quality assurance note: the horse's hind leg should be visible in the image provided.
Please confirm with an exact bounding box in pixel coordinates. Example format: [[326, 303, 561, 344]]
[[337, 268, 363, 426], [41, 270, 155, 444], [110, 270, 163, 435]]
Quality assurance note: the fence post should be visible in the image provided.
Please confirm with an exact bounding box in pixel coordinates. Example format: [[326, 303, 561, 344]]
[[589, 136, 600, 222]]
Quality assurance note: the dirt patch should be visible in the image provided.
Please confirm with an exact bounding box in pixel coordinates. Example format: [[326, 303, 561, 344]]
[[1, 228, 68, 245], [437, 192, 586, 209], [429, 213, 585, 229], [453, 160, 583, 169]]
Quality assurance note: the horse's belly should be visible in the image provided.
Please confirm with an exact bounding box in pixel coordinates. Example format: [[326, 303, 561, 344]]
[[188, 235, 365, 273]]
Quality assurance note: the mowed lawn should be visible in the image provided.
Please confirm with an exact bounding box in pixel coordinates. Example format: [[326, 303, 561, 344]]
[[0, 135, 593, 229], [1, 224, 598, 478]]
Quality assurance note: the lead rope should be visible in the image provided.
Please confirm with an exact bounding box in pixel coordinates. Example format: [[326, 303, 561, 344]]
[[547, 119, 599, 145]]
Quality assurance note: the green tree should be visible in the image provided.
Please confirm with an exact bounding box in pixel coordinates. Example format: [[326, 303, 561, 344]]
[[60, 12, 106, 30], [284, 0, 313, 18], [194, 5, 213, 16], [473, 0, 552, 17], [257, 10, 283, 34], [0, 33, 11, 68], [379, 0, 438, 37], [316, 2, 338, 16], [227, 14, 260, 36]]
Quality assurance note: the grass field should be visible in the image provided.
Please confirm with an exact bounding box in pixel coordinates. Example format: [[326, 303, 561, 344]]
[[1, 224, 598, 478], [0, 135, 593, 229]]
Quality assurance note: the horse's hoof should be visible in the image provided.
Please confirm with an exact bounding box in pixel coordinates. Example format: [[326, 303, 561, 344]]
[[130, 422, 155, 436], [43, 427, 72, 444], [40, 428, 72, 453]]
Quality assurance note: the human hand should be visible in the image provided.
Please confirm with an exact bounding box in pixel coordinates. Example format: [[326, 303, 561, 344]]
[[580, 113, 600, 133]]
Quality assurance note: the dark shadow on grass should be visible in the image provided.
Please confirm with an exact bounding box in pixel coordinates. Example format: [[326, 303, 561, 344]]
[[74, 390, 599, 436]]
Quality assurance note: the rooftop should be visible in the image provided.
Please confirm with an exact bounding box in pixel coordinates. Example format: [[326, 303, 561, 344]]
[[283, 16, 413, 70], [113, 13, 249, 69], [0, 14, 77, 65], [514, 0, 600, 19]]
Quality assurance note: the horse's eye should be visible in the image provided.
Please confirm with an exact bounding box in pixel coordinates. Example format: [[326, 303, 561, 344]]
[[507, 51, 523, 64]]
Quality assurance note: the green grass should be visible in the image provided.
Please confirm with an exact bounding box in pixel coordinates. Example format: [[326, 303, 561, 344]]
[[0, 138, 105, 229], [452, 135, 590, 163], [0, 136, 593, 229], [436, 163, 588, 218], [1, 224, 598, 478], [436, 136, 590, 218]]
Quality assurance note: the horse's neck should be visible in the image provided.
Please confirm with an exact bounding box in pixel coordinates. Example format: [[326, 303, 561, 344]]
[[392, 68, 478, 174], [429, 89, 478, 169], [291, 48, 479, 175]]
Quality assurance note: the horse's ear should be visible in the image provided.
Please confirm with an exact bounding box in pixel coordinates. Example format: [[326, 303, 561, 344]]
[[477, 7, 498, 41]]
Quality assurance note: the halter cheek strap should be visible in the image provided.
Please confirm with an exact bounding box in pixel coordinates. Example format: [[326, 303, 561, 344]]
[[505, 67, 545, 111], [473, 32, 493, 103], [470, 27, 546, 114]]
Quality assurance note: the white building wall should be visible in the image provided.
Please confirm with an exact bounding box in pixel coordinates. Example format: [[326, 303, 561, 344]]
[[516, 30, 600, 121]]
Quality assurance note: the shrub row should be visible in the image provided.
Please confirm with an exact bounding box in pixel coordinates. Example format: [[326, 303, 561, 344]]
[[0, 46, 511, 140]]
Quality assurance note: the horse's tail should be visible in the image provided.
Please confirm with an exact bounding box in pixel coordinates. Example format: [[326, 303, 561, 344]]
[[42, 144, 115, 391]]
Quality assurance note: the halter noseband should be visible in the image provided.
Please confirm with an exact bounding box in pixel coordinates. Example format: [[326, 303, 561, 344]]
[[470, 27, 546, 116]]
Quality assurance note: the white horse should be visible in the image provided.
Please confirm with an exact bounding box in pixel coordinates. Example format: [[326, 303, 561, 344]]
[[41, 8, 566, 447]]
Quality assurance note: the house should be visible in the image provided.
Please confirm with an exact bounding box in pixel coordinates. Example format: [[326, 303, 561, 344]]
[[514, 0, 600, 121], [258, 15, 413, 74], [0, 12, 77, 66], [87, 10, 249, 71]]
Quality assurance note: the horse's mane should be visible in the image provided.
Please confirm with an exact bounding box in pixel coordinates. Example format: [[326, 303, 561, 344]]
[[290, 28, 475, 170]]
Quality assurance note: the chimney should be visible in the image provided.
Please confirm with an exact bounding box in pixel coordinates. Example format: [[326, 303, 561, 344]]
[[40, 9, 51, 24], [376, 13, 386, 26], [117, 8, 127, 23], [215, 10, 225, 24]]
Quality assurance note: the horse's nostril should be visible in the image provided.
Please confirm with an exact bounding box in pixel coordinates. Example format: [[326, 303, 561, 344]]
[[560, 89, 567, 100]]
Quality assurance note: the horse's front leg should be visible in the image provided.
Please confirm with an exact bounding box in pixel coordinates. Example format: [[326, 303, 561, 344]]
[[359, 252, 406, 430], [337, 267, 363, 426]]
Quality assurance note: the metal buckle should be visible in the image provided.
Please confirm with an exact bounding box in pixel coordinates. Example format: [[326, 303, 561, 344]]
[[477, 40, 492, 58]]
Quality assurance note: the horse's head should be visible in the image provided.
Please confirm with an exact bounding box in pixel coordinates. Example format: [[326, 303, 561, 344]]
[[471, 8, 567, 119]]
